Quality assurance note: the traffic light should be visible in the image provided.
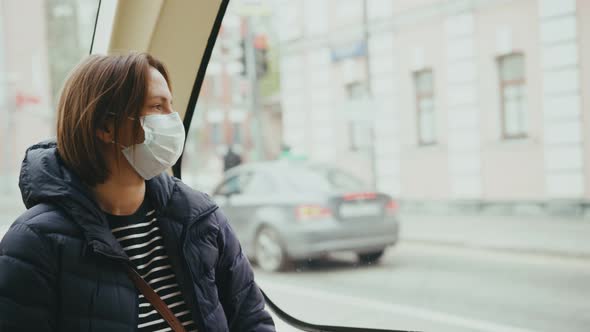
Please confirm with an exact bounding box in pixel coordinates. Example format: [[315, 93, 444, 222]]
[[253, 34, 269, 78], [237, 34, 269, 78]]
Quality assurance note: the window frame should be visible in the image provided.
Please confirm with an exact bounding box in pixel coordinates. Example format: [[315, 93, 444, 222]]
[[497, 52, 527, 140], [97, 0, 416, 329]]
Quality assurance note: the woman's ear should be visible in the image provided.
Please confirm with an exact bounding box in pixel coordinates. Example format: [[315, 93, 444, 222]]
[[96, 122, 114, 144]]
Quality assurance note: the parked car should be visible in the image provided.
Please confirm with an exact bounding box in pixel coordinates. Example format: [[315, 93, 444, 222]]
[[211, 160, 400, 272]]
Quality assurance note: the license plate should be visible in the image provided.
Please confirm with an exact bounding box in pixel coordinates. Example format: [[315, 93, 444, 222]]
[[339, 203, 382, 218]]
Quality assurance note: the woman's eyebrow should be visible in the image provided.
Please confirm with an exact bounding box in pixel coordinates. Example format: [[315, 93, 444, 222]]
[[147, 96, 172, 103]]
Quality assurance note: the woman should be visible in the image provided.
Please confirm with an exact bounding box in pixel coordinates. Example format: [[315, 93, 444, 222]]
[[0, 53, 275, 332]]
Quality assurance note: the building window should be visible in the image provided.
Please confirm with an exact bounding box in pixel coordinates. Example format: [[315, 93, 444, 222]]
[[232, 123, 242, 145], [345, 81, 369, 151], [413, 69, 436, 145], [210, 123, 223, 145], [498, 53, 526, 139]]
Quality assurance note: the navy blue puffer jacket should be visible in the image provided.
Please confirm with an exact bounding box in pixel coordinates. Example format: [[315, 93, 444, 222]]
[[0, 141, 275, 332]]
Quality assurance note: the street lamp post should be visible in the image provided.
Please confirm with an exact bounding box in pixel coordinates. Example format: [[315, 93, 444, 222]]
[[362, 0, 378, 190]]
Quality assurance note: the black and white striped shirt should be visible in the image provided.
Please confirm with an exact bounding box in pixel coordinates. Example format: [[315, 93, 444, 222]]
[[106, 199, 198, 332]]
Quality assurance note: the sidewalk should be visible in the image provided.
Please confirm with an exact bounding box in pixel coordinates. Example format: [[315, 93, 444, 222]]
[[400, 213, 590, 257]]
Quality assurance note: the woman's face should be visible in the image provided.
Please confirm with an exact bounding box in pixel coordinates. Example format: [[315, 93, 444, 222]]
[[142, 67, 173, 117], [115, 67, 173, 148]]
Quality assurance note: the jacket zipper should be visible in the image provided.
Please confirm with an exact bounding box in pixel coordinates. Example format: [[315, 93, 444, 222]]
[[86, 243, 134, 331]]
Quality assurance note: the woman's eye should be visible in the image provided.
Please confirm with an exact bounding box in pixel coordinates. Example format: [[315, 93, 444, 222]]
[[152, 104, 163, 110]]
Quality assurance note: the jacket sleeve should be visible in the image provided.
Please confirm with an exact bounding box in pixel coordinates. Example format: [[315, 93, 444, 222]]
[[214, 210, 275, 332], [0, 222, 57, 331]]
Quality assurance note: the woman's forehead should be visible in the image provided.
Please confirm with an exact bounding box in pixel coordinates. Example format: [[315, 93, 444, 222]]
[[147, 67, 171, 99]]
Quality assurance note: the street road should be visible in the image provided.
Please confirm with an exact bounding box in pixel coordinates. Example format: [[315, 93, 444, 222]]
[[255, 242, 590, 332]]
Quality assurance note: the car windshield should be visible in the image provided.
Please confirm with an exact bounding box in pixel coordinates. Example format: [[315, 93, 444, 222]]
[[277, 165, 367, 193]]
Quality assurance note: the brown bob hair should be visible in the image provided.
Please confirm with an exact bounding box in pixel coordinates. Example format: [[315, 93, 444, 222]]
[[56, 52, 170, 186]]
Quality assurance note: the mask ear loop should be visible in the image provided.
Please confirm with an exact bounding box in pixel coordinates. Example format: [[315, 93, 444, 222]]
[[106, 111, 138, 148]]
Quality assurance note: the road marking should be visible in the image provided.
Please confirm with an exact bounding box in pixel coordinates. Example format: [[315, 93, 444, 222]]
[[258, 278, 542, 332]]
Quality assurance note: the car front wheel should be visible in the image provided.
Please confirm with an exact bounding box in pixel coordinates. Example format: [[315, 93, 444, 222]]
[[254, 227, 289, 272]]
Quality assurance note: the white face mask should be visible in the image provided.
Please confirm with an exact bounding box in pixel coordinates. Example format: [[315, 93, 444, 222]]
[[119, 112, 186, 180]]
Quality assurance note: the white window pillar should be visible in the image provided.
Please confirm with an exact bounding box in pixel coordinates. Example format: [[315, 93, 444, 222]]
[[280, 54, 308, 155], [538, 0, 584, 198], [368, 31, 401, 196], [445, 13, 482, 199]]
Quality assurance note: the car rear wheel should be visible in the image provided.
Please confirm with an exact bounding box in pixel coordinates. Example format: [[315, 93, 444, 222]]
[[357, 250, 385, 265], [255, 227, 289, 272]]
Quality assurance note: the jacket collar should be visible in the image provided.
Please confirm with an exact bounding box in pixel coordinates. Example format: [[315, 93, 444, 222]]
[[19, 140, 217, 260]]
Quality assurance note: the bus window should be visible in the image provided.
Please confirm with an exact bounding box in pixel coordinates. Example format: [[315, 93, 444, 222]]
[[181, 0, 590, 331]]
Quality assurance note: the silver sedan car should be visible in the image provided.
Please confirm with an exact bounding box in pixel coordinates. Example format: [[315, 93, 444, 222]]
[[212, 161, 400, 272]]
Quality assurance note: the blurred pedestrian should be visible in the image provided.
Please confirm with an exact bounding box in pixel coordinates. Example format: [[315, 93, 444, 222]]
[[279, 143, 292, 160], [223, 145, 242, 171], [0, 53, 274, 332]]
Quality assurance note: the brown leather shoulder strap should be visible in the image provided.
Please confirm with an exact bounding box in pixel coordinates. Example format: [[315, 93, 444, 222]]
[[126, 265, 188, 332]]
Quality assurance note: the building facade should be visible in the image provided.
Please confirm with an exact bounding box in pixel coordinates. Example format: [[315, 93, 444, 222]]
[[0, 0, 96, 196], [276, 0, 590, 214]]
